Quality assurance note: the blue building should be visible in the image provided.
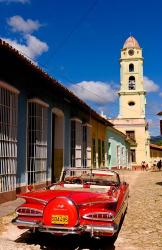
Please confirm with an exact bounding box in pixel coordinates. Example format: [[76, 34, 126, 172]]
[[106, 126, 135, 169]]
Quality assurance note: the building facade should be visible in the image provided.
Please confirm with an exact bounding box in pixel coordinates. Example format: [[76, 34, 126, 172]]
[[150, 144, 162, 167], [112, 36, 150, 168], [0, 40, 113, 203], [106, 126, 134, 169]]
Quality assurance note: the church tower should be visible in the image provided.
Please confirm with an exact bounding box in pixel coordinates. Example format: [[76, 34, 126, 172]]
[[113, 36, 150, 168], [119, 36, 146, 118]]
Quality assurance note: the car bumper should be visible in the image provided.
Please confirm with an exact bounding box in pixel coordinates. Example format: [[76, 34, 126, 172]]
[[12, 217, 118, 236]]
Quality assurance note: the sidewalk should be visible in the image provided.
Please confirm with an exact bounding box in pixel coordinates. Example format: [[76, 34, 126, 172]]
[[0, 198, 24, 217]]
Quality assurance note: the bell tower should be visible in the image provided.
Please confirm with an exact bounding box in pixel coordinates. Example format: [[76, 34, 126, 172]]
[[112, 36, 150, 169], [119, 36, 146, 118]]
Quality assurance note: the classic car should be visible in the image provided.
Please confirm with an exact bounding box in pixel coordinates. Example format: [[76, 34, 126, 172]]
[[12, 168, 129, 241]]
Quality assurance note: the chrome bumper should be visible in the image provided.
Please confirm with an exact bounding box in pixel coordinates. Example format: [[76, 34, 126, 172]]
[[12, 218, 118, 236]]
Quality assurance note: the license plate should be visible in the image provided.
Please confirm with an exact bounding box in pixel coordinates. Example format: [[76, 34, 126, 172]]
[[51, 215, 68, 225]]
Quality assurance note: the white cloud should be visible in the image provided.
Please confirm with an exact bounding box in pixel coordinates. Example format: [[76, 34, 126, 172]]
[[1, 34, 48, 60], [7, 16, 42, 34], [70, 81, 117, 104], [144, 76, 159, 92], [159, 92, 162, 97], [0, 0, 29, 3]]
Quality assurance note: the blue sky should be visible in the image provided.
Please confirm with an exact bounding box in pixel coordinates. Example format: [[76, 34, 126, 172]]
[[0, 0, 162, 136]]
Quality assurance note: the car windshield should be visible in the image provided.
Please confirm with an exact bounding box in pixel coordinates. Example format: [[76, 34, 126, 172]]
[[62, 168, 119, 186], [48, 169, 120, 192]]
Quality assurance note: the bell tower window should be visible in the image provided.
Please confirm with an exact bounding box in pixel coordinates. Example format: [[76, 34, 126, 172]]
[[128, 76, 135, 90], [129, 63, 134, 72]]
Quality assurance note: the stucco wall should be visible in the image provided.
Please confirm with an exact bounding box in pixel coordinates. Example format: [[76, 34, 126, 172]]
[[106, 127, 130, 169]]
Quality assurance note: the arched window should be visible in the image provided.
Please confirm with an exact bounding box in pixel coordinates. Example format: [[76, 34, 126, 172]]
[[129, 63, 134, 72], [128, 76, 135, 90]]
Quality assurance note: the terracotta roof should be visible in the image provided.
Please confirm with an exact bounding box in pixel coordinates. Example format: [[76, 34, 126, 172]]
[[123, 36, 140, 49], [157, 111, 162, 115], [150, 143, 162, 150], [0, 39, 113, 127]]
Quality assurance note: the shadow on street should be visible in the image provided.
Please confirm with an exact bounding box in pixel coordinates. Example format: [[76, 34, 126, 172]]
[[15, 231, 116, 250], [155, 182, 162, 186]]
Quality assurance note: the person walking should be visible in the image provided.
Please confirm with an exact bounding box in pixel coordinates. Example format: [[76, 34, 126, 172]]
[[141, 161, 145, 171], [157, 160, 162, 171]]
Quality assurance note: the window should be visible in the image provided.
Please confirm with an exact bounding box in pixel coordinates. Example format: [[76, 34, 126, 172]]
[[102, 140, 105, 166], [92, 138, 96, 167], [129, 64, 134, 72], [131, 149, 136, 162], [70, 119, 82, 168], [98, 139, 101, 167], [126, 130, 135, 140], [27, 101, 48, 185], [82, 126, 87, 167], [71, 120, 76, 167], [117, 145, 120, 165], [121, 147, 125, 164], [107, 142, 111, 165], [128, 101, 135, 106], [0, 86, 18, 192], [128, 76, 135, 90]]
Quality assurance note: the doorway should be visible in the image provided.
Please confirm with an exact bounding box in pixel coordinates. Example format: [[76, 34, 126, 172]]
[[51, 108, 64, 182]]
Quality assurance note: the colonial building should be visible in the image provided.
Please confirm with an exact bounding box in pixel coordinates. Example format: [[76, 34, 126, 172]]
[[0, 40, 113, 203], [0, 39, 134, 204], [112, 36, 150, 169], [106, 126, 135, 169]]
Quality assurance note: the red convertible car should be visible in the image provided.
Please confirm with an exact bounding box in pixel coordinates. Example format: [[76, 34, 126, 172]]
[[12, 168, 129, 241]]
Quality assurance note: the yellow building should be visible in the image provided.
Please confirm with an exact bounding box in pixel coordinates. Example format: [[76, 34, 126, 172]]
[[91, 118, 107, 168], [112, 36, 150, 169]]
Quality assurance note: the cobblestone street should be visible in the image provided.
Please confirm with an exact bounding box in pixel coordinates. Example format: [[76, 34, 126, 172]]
[[0, 170, 162, 250]]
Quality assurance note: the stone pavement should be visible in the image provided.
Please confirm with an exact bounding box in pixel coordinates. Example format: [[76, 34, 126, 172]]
[[0, 198, 24, 217], [115, 170, 162, 250]]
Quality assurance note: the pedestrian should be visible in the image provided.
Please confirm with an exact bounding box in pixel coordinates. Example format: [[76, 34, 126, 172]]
[[157, 160, 162, 171], [153, 160, 157, 170], [141, 161, 145, 171]]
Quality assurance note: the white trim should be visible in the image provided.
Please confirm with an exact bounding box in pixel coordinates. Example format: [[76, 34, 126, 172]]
[[0, 81, 20, 94], [28, 98, 49, 108], [82, 123, 92, 128], [71, 117, 82, 123], [52, 107, 64, 117]]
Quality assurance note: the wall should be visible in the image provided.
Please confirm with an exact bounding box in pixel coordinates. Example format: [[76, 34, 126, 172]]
[[106, 127, 131, 169], [91, 118, 107, 168]]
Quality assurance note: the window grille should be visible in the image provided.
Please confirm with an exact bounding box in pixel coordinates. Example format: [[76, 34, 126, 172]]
[[117, 145, 120, 165], [102, 140, 105, 166], [92, 138, 96, 167], [71, 120, 76, 167], [98, 139, 101, 167], [27, 102, 48, 185], [82, 126, 87, 167], [0, 87, 18, 192], [107, 142, 111, 165], [121, 147, 125, 165], [70, 119, 82, 168]]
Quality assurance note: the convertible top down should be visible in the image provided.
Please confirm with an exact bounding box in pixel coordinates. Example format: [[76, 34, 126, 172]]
[[12, 168, 129, 240]]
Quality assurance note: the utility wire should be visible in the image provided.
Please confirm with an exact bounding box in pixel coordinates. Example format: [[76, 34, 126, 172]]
[[43, 0, 100, 68]]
